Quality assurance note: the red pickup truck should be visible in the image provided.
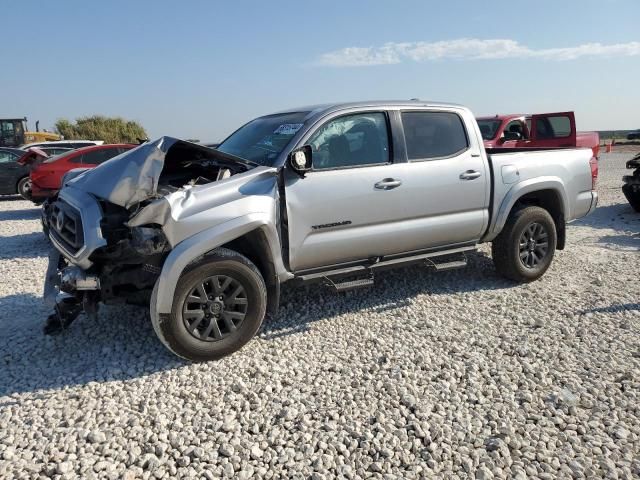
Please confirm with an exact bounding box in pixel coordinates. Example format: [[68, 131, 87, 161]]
[[477, 112, 600, 159]]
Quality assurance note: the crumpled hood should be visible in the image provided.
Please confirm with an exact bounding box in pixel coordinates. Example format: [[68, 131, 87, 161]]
[[64, 136, 257, 208]]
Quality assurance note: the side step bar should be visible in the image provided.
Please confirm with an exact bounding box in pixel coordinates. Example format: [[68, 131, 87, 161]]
[[296, 245, 475, 292], [325, 275, 375, 293], [425, 253, 468, 272]]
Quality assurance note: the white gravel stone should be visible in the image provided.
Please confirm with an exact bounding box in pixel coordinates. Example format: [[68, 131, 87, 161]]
[[0, 152, 638, 478]]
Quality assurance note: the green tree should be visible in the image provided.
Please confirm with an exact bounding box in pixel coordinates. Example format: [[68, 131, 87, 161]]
[[55, 115, 147, 144]]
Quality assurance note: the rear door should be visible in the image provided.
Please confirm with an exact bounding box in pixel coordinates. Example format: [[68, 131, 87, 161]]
[[522, 111, 576, 148], [398, 109, 489, 248]]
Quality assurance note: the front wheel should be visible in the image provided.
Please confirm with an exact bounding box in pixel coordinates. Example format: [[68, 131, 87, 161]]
[[150, 248, 267, 362], [492, 206, 557, 282], [17, 176, 32, 200]]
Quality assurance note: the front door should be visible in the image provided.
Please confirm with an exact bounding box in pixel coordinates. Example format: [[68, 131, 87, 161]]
[[285, 111, 407, 272]]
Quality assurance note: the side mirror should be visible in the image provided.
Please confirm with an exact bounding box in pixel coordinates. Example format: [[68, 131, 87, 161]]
[[288, 145, 312, 176], [502, 131, 522, 141]]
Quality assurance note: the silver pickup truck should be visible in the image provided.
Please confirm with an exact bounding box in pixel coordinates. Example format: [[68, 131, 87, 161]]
[[43, 101, 598, 361]]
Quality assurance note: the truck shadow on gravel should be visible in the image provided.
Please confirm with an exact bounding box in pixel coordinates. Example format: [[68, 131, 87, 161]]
[[0, 232, 49, 259], [0, 195, 30, 203], [572, 202, 639, 231], [0, 253, 512, 397], [0, 294, 183, 398], [0, 207, 41, 222], [262, 252, 510, 340]]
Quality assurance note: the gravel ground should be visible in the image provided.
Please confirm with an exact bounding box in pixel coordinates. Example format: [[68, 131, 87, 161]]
[[0, 152, 638, 479]]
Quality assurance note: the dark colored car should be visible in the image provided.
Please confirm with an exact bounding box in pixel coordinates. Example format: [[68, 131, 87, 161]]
[[30, 144, 135, 201], [0, 147, 41, 199], [623, 153, 640, 212], [626, 130, 640, 140]]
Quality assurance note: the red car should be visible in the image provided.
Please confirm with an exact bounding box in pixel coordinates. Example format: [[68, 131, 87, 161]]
[[477, 111, 600, 159], [28, 144, 135, 201]]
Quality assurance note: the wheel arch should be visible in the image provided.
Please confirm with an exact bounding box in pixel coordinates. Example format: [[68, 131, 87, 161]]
[[487, 179, 568, 249], [154, 213, 291, 315], [216, 228, 280, 318]]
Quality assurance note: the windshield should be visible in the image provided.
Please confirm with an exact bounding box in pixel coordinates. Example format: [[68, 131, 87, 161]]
[[216, 112, 310, 166], [476, 119, 502, 140]]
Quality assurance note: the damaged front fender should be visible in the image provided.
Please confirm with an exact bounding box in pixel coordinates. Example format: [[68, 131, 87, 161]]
[[127, 165, 279, 246]]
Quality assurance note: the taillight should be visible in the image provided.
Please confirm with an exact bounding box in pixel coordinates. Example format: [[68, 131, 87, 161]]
[[589, 157, 598, 190]]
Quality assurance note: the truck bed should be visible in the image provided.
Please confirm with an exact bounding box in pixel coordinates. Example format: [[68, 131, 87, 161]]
[[483, 147, 597, 241]]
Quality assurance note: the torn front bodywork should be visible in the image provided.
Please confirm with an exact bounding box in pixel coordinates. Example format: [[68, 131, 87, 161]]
[[44, 136, 287, 331]]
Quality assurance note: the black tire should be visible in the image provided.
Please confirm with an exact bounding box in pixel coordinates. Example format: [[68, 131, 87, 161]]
[[17, 176, 32, 200], [492, 206, 557, 282], [622, 184, 640, 212], [150, 248, 267, 362]]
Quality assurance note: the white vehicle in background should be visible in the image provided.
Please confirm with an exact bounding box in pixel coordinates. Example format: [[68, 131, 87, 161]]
[[20, 140, 104, 150]]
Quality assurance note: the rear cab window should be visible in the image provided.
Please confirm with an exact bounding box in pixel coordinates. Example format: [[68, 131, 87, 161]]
[[401, 111, 469, 160]]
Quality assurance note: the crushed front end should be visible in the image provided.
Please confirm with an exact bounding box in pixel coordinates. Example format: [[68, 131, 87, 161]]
[[43, 188, 171, 333], [42, 136, 264, 334]]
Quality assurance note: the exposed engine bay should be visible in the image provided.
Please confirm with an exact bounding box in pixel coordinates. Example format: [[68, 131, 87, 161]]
[[42, 137, 272, 333]]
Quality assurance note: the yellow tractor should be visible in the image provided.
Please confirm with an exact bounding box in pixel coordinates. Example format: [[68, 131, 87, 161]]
[[0, 118, 60, 147]]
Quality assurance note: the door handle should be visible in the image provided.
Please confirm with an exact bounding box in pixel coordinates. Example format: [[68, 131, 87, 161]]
[[459, 170, 481, 180], [374, 178, 402, 190]]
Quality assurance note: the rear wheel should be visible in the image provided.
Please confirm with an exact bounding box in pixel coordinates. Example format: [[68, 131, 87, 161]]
[[150, 248, 267, 362], [492, 206, 557, 282], [17, 176, 32, 200]]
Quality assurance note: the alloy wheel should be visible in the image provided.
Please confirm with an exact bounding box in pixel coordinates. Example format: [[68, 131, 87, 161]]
[[182, 275, 248, 342], [518, 222, 549, 268]]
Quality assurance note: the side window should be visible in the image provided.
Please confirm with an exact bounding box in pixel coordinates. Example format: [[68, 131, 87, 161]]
[[504, 120, 527, 140], [547, 116, 571, 138], [0, 151, 17, 163], [534, 115, 572, 139], [401, 111, 468, 160], [308, 112, 390, 169], [70, 154, 83, 164], [82, 148, 121, 165]]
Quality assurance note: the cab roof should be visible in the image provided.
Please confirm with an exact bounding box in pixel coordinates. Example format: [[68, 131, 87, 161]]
[[272, 100, 467, 122]]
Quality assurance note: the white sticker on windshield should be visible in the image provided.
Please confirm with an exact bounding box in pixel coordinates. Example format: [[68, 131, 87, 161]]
[[274, 123, 304, 135]]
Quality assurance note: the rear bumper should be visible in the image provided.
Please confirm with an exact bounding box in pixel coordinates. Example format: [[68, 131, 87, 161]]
[[31, 183, 59, 200]]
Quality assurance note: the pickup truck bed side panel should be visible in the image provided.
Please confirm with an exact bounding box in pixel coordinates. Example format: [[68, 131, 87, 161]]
[[483, 148, 595, 241]]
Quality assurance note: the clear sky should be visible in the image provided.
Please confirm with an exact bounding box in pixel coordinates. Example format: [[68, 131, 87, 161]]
[[4, 0, 639, 141]]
